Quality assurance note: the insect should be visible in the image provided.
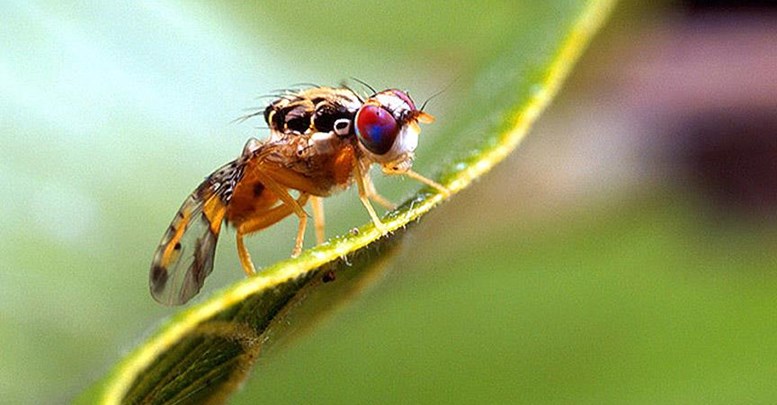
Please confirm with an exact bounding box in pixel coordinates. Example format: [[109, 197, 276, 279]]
[[149, 86, 449, 305]]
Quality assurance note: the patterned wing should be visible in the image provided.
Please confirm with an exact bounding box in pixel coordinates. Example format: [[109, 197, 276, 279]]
[[149, 159, 245, 305]]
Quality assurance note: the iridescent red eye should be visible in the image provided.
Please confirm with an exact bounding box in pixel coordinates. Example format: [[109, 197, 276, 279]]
[[355, 104, 398, 155]]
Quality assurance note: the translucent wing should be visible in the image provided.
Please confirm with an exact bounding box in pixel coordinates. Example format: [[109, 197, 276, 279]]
[[149, 159, 244, 305]]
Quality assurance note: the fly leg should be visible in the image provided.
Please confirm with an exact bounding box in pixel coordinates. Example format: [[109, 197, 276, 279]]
[[362, 170, 396, 210], [388, 168, 450, 197], [252, 169, 311, 258], [236, 192, 310, 275], [236, 162, 314, 277], [354, 162, 388, 234], [310, 196, 326, 245]]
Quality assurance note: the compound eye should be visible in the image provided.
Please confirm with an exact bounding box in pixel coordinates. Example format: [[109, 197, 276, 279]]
[[355, 104, 398, 155], [333, 118, 351, 136]]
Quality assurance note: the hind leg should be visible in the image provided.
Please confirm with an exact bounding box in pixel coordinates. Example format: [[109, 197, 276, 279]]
[[236, 193, 310, 275]]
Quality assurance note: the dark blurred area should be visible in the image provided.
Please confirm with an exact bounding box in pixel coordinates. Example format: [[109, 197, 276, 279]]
[[683, 0, 777, 13], [677, 108, 777, 221], [515, 0, 777, 228], [672, 0, 777, 221]]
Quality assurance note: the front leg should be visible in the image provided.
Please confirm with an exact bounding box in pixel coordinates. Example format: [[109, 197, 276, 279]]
[[386, 167, 450, 197], [362, 169, 396, 210], [353, 162, 388, 234]]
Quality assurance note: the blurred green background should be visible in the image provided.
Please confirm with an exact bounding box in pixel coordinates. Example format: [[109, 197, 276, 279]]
[[3, 1, 777, 403]]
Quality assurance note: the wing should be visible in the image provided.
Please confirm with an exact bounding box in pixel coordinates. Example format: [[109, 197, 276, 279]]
[[149, 159, 245, 305]]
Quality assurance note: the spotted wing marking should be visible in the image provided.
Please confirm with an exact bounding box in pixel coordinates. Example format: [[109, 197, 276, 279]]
[[149, 159, 245, 305]]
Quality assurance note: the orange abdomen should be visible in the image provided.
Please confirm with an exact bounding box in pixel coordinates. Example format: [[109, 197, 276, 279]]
[[226, 167, 279, 225]]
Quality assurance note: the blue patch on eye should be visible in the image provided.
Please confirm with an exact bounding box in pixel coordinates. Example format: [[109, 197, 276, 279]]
[[356, 105, 398, 155]]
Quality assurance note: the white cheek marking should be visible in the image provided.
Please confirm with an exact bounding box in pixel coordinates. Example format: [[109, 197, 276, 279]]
[[394, 124, 419, 155]]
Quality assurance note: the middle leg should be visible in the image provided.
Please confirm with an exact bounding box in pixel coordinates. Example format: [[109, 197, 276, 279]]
[[310, 196, 325, 245]]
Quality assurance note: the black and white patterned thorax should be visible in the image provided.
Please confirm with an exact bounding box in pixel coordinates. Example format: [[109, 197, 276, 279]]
[[263, 87, 363, 136]]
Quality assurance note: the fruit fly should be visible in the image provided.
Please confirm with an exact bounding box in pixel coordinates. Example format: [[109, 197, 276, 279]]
[[149, 86, 449, 305]]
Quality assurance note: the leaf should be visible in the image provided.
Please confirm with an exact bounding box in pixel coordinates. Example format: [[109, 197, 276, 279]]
[[79, 1, 615, 403]]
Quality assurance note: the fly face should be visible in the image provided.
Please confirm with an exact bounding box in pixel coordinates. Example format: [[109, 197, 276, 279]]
[[354, 89, 435, 173]]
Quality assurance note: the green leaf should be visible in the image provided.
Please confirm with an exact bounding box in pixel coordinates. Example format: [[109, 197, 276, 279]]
[[80, 1, 615, 403]]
